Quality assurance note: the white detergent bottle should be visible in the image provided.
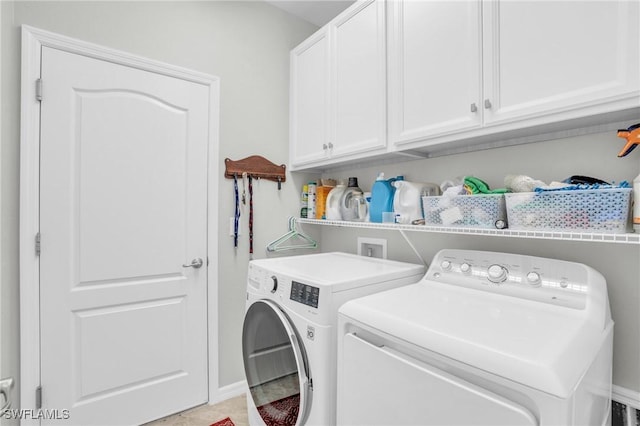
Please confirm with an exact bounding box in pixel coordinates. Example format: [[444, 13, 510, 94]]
[[326, 182, 346, 221], [393, 180, 441, 224]]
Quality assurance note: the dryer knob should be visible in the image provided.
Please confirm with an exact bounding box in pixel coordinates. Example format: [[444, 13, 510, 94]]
[[487, 264, 508, 283], [270, 275, 278, 293], [526, 271, 541, 286]]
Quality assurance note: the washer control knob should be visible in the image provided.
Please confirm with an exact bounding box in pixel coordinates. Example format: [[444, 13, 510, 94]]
[[487, 264, 508, 283], [460, 263, 471, 274], [440, 260, 452, 271], [526, 272, 541, 285]]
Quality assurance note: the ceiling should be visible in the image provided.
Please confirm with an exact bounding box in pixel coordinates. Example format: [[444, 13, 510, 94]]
[[265, 0, 355, 27]]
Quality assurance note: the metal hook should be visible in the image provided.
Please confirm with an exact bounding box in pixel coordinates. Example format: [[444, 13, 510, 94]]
[[241, 172, 247, 204]]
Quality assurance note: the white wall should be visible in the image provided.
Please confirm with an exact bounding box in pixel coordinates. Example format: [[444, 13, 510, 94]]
[[320, 130, 640, 393], [0, 0, 319, 405]]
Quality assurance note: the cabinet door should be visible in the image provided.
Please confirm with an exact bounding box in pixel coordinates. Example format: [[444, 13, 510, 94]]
[[388, 0, 482, 147], [290, 28, 330, 167], [330, 0, 387, 158], [483, 0, 640, 125]]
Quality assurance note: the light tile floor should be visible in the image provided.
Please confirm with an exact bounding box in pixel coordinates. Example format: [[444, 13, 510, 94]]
[[250, 374, 299, 407], [143, 394, 248, 426]]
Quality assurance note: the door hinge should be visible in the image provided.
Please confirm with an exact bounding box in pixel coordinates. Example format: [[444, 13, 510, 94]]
[[35, 78, 43, 102], [35, 232, 41, 256], [35, 386, 42, 409]]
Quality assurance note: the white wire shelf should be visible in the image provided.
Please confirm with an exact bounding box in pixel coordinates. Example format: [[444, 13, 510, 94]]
[[297, 218, 640, 245]]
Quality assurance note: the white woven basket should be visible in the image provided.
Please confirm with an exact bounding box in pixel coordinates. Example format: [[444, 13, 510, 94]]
[[422, 194, 507, 229], [505, 188, 632, 233]]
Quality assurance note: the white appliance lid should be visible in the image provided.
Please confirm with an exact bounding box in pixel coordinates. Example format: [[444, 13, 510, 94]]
[[250, 252, 425, 290], [339, 280, 612, 398]]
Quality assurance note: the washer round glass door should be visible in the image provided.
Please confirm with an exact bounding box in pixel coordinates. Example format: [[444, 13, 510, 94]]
[[242, 300, 311, 426]]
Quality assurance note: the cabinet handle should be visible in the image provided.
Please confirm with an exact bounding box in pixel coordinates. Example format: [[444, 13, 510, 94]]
[[484, 99, 492, 109], [470, 103, 478, 113], [328, 142, 334, 149], [322, 144, 328, 150]]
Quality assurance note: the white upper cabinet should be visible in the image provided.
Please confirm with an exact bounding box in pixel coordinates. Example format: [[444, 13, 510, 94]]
[[388, 0, 483, 144], [290, 28, 330, 166], [290, 0, 386, 170], [482, 0, 640, 125], [389, 0, 640, 149], [331, 0, 387, 158], [291, 0, 639, 168]]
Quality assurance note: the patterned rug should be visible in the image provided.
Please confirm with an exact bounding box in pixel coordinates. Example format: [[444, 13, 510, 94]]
[[257, 394, 300, 426], [210, 417, 235, 426]]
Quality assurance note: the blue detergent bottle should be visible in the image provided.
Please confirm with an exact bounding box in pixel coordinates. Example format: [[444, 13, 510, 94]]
[[369, 173, 396, 222]]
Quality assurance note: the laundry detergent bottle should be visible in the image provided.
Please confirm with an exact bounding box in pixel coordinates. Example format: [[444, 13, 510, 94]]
[[393, 180, 441, 224], [369, 173, 396, 223], [340, 177, 367, 222], [326, 181, 347, 220]]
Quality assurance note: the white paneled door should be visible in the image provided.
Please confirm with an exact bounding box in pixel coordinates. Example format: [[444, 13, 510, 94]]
[[39, 46, 210, 425]]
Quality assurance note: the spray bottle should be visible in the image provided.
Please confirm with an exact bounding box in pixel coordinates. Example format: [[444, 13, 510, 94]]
[[615, 124, 640, 232], [634, 173, 640, 232]]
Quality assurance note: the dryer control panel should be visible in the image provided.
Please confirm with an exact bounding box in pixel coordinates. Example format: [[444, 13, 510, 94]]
[[425, 249, 606, 311]]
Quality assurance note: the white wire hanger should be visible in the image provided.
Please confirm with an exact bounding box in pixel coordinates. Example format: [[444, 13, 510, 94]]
[[266, 216, 318, 252]]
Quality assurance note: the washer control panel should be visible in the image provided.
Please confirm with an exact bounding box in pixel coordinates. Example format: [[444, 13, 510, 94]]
[[428, 249, 590, 309], [290, 281, 320, 308], [247, 263, 322, 310]]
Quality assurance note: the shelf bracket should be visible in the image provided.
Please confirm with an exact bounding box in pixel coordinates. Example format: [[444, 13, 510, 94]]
[[398, 229, 427, 266]]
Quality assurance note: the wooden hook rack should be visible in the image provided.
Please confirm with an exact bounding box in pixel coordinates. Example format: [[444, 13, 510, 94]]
[[224, 155, 286, 188]]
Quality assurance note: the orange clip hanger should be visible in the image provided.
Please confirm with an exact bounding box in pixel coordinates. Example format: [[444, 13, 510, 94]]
[[616, 123, 640, 157]]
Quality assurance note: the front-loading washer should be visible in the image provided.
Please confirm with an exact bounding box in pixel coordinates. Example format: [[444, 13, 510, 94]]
[[337, 249, 614, 426], [242, 252, 425, 426]]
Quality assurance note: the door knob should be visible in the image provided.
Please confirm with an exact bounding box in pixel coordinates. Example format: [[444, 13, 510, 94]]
[[182, 258, 204, 269], [0, 377, 14, 416]]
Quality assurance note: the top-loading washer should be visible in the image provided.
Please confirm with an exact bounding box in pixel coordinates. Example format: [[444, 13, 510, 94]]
[[242, 252, 425, 426], [337, 249, 613, 426]]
